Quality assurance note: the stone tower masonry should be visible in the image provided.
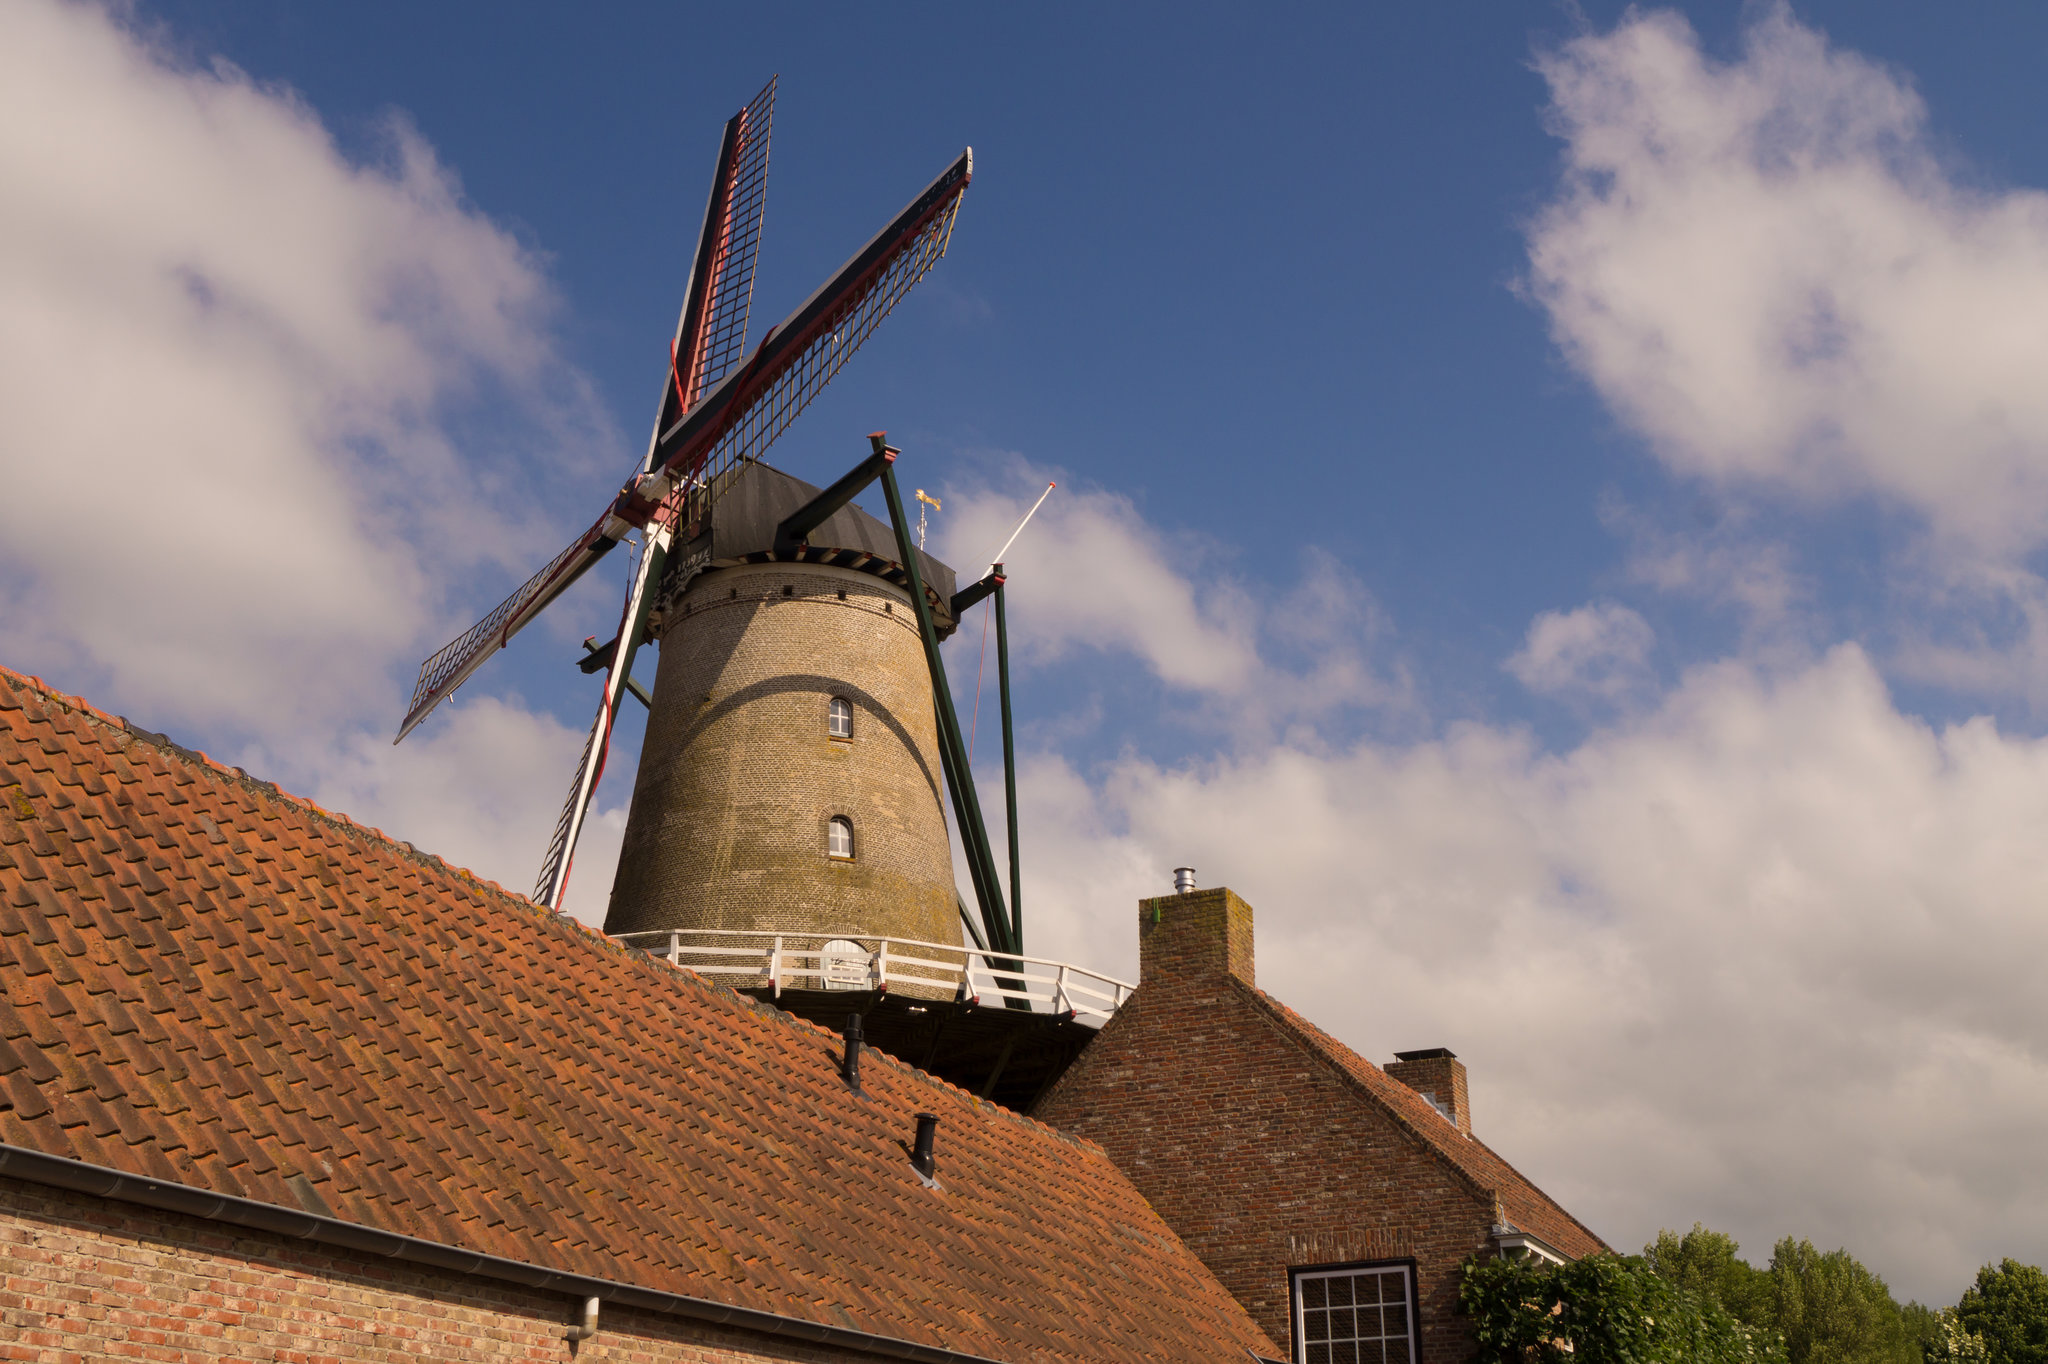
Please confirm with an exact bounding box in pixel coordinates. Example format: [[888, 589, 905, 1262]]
[[603, 461, 963, 950]]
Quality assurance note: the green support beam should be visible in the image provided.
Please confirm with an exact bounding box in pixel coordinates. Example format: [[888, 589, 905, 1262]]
[[872, 439, 1018, 960], [994, 571, 1021, 951]]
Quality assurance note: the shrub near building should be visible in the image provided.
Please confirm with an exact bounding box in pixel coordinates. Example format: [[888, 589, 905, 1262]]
[[1458, 1251, 1781, 1364], [1457, 1224, 2005, 1364]]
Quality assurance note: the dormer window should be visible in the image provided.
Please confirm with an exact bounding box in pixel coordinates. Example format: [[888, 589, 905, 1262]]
[[828, 697, 853, 739], [827, 816, 854, 860]]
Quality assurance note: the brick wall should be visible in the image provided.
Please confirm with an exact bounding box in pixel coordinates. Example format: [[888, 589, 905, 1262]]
[[1037, 889, 1494, 1364], [0, 1174, 881, 1363], [608, 560, 959, 955]]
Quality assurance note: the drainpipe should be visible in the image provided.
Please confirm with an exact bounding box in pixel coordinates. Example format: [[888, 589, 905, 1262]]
[[566, 1296, 600, 1342]]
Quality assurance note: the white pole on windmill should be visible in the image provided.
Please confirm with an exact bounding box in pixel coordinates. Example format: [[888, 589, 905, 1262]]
[[988, 481, 1056, 571]]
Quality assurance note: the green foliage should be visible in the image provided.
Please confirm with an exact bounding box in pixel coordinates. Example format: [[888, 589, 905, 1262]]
[[1640, 1226, 1921, 1364], [1957, 1261, 2048, 1364], [1914, 1306, 1990, 1364], [1764, 1237, 1919, 1364], [1459, 1251, 1784, 1364], [1647, 1224, 1774, 1326], [1466, 1230, 2047, 1364]]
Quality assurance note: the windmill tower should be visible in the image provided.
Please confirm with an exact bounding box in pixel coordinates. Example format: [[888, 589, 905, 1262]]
[[603, 458, 964, 947], [392, 81, 1018, 967]]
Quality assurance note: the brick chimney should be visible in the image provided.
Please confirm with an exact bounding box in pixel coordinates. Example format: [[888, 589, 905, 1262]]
[[1385, 1048, 1471, 1135], [1137, 885, 1255, 988]]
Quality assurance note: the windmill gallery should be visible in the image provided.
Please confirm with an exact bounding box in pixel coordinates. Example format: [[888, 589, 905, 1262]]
[[0, 81, 1604, 1363]]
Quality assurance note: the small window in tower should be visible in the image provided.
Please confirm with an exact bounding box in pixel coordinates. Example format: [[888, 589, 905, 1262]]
[[827, 816, 854, 860], [828, 697, 853, 739]]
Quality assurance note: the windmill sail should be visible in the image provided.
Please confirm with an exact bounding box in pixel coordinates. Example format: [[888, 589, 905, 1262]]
[[654, 75, 777, 469], [395, 518, 621, 743], [395, 145, 974, 748], [650, 147, 973, 514]]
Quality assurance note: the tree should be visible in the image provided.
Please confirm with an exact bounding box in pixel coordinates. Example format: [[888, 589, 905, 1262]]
[[1459, 1251, 1783, 1364], [1956, 1260, 2048, 1364], [1646, 1223, 1773, 1327], [1764, 1237, 1918, 1364], [1913, 1306, 1990, 1364]]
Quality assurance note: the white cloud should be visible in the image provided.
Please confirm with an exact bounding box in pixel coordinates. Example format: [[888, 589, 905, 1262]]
[[1508, 601, 1656, 700], [1017, 644, 2048, 1300], [0, 0, 606, 745], [0, 0, 616, 910], [933, 463, 1410, 734], [1529, 5, 2048, 558]]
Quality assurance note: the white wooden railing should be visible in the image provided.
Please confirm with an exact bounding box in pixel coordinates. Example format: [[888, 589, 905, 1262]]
[[611, 928, 1136, 1026]]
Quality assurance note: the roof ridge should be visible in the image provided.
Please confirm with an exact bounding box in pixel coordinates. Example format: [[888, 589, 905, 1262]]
[[0, 662, 534, 905]]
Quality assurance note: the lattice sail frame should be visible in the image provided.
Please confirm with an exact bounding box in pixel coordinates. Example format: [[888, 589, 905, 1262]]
[[680, 80, 774, 414], [399, 535, 612, 738], [653, 151, 971, 542], [688, 194, 964, 523]]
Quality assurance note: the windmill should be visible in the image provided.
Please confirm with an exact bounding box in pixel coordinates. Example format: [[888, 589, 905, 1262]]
[[392, 78, 978, 931]]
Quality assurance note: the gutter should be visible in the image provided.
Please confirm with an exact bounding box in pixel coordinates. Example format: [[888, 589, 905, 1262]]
[[0, 1144, 1000, 1364]]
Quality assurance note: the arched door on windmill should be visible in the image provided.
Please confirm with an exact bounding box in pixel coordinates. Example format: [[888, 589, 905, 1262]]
[[821, 939, 872, 990]]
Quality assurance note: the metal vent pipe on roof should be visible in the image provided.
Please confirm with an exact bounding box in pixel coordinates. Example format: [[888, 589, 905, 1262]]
[[911, 1113, 939, 1179], [841, 1013, 863, 1090], [1173, 867, 1197, 894]]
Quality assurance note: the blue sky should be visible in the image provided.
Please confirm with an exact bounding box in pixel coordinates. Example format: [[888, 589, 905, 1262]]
[[6, 0, 2048, 1305]]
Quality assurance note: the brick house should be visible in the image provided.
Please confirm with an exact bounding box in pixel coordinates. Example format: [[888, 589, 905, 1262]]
[[1036, 886, 1608, 1364], [0, 667, 1280, 1362]]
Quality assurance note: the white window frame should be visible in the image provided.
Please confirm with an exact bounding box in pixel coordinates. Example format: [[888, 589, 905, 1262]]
[[827, 815, 854, 860], [828, 696, 853, 739], [1291, 1260, 1417, 1364]]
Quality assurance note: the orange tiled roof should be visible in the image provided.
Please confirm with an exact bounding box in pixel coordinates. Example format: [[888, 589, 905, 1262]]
[[0, 666, 1278, 1363], [1239, 984, 1608, 1260]]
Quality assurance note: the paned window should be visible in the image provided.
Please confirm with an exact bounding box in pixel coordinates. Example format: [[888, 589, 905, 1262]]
[[1294, 1264, 1414, 1364], [827, 816, 854, 859], [828, 697, 853, 739]]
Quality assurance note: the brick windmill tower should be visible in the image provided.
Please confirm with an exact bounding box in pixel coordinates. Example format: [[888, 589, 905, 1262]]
[[392, 81, 1024, 973]]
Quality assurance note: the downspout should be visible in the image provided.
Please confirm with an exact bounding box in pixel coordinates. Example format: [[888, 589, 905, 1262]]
[[566, 1296, 600, 1342]]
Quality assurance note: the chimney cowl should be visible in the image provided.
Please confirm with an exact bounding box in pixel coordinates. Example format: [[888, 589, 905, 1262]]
[[840, 1013, 863, 1090], [910, 1112, 940, 1182], [1173, 867, 1197, 894]]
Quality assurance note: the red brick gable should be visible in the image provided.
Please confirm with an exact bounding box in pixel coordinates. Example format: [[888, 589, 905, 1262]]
[[1236, 986, 1607, 1262], [1036, 887, 1607, 1361], [0, 667, 1278, 1363]]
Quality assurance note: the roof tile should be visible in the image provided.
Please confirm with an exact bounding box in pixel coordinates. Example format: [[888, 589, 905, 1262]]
[[0, 664, 1277, 1362]]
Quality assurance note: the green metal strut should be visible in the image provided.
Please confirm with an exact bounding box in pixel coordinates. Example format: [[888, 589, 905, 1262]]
[[872, 437, 1017, 960]]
